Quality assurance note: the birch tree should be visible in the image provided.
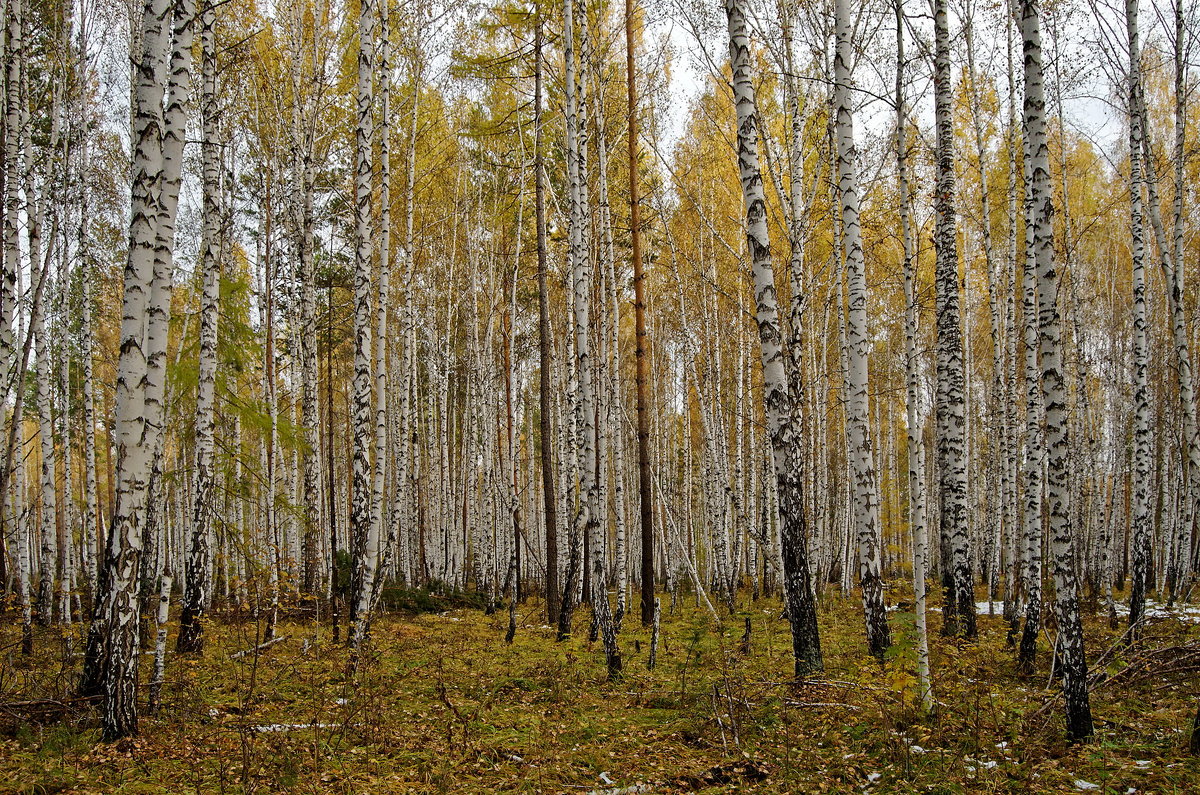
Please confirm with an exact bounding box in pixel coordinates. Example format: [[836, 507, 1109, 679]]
[[178, 0, 222, 654], [725, 0, 821, 675], [1023, 0, 1093, 741], [1125, 0, 1151, 634], [348, 0, 378, 649], [932, 0, 976, 640], [834, 0, 891, 659], [896, 0, 931, 711], [80, 0, 197, 740]]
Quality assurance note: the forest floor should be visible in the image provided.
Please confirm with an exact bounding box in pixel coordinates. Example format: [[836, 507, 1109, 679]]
[[1, 590, 1198, 794]]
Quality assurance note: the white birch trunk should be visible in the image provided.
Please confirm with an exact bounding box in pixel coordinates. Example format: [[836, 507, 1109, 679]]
[[834, 0, 890, 658], [933, 0, 976, 639], [348, 0, 377, 648], [896, 0, 931, 711], [1024, 0, 1093, 740], [179, 2, 220, 653], [725, 0, 821, 674]]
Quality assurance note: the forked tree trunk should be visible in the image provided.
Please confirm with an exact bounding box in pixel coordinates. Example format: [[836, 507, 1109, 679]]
[[81, 0, 196, 740]]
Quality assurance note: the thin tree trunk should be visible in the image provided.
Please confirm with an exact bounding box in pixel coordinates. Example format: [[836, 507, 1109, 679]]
[[348, 0, 377, 648], [534, 18, 559, 627], [896, 0, 931, 712], [625, 0, 654, 629], [179, 1, 221, 654]]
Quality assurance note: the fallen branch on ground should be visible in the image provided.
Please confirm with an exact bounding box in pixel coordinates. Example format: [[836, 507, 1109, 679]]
[[229, 636, 287, 659]]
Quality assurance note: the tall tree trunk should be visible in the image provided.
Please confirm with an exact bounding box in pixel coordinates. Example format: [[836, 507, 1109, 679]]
[[557, 0, 583, 641], [625, 0, 654, 629], [534, 18, 560, 627], [1167, 0, 1197, 598], [81, 0, 196, 740], [1125, 0, 1152, 635], [933, 0, 976, 640], [896, 0, 931, 712], [1024, 0, 1093, 741], [371, 0, 392, 606], [571, 0, 620, 677], [348, 0, 377, 648], [725, 0, 821, 675], [292, 4, 322, 598], [1017, 129, 1046, 674], [834, 0, 890, 660], [179, 1, 221, 654]]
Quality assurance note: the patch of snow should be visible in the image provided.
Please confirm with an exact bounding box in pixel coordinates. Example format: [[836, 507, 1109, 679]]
[[599, 771, 615, 786], [909, 745, 926, 754], [1073, 780, 1100, 791], [1113, 599, 1200, 623], [1134, 760, 1151, 769], [252, 723, 340, 733], [866, 772, 881, 783]]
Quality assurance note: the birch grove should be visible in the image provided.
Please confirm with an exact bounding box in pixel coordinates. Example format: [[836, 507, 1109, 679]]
[[0, 0, 1197, 756]]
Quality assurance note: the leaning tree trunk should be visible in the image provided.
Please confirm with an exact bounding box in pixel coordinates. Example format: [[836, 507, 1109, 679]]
[[1024, 0, 1093, 741], [932, 0, 976, 640], [178, 1, 221, 654], [834, 0, 890, 660], [725, 0, 822, 676]]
